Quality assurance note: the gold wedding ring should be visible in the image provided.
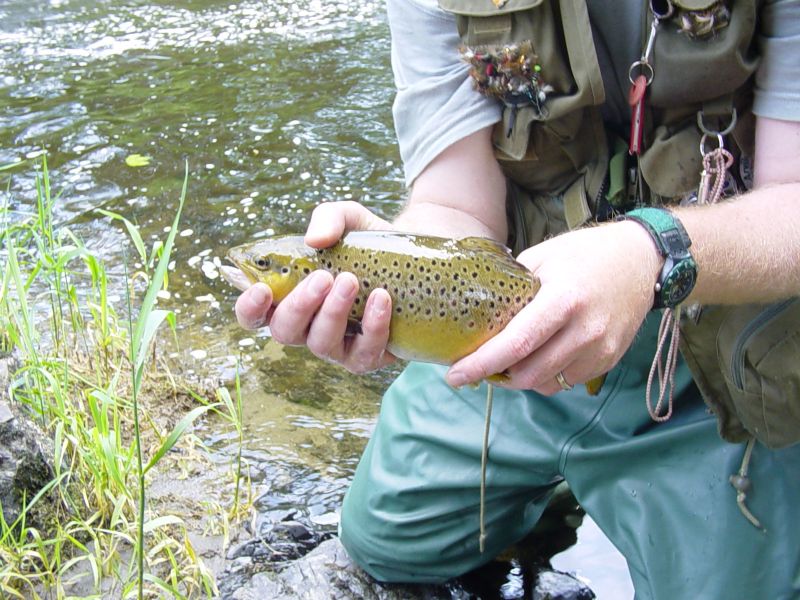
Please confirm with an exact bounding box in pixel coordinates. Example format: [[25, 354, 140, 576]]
[[555, 371, 573, 392]]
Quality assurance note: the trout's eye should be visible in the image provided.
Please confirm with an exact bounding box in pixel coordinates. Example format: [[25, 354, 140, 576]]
[[255, 257, 271, 270]]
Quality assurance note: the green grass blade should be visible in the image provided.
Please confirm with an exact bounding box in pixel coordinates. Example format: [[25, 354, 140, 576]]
[[143, 403, 219, 475]]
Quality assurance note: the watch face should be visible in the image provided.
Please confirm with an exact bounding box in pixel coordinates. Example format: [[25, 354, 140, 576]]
[[662, 259, 698, 307]]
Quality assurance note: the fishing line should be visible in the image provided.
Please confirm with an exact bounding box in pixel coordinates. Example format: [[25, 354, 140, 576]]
[[479, 382, 494, 553]]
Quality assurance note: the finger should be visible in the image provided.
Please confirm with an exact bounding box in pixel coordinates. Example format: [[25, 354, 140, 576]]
[[221, 265, 252, 292], [269, 270, 334, 345], [445, 291, 565, 387], [235, 283, 273, 330], [342, 288, 395, 373], [306, 273, 360, 362], [503, 325, 614, 394], [305, 201, 392, 248]]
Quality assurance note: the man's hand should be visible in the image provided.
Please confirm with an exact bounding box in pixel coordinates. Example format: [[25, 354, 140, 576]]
[[232, 201, 396, 374], [445, 221, 663, 393]]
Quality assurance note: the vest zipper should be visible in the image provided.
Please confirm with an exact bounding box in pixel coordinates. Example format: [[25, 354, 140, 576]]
[[730, 298, 797, 390]]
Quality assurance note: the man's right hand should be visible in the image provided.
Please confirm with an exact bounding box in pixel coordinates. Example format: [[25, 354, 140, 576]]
[[233, 201, 397, 374]]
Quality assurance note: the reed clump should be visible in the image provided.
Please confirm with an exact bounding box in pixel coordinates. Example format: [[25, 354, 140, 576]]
[[0, 157, 245, 599]]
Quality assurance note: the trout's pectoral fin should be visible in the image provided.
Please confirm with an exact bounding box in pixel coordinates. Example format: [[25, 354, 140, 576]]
[[345, 318, 363, 337], [485, 371, 510, 385], [585, 374, 606, 396]]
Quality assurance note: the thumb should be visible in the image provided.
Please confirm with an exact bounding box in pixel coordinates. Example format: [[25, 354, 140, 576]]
[[235, 283, 273, 329], [304, 201, 392, 248]]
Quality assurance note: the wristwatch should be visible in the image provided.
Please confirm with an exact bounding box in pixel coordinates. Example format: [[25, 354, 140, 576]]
[[618, 207, 697, 309]]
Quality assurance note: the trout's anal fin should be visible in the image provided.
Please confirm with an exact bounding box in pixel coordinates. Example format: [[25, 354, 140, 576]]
[[345, 318, 363, 337]]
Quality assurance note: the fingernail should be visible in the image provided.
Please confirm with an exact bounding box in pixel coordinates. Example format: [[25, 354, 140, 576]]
[[334, 276, 357, 300], [249, 283, 270, 306], [447, 369, 467, 388], [369, 291, 389, 319], [308, 271, 331, 295]]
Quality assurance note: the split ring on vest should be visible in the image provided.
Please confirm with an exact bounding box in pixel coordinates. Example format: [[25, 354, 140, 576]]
[[700, 132, 726, 158], [697, 107, 738, 138], [628, 59, 655, 87]]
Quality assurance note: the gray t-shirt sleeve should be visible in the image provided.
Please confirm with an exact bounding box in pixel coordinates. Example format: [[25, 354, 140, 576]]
[[753, 0, 800, 122], [387, 0, 501, 186]]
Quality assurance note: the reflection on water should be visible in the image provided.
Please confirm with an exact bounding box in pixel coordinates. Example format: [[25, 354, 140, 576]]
[[1, 0, 632, 595]]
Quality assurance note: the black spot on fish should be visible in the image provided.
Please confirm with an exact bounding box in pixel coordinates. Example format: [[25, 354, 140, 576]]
[[362, 279, 370, 288], [303, 267, 311, 274], [434, 273, 441, 281], [395, 307, 402, 314], [439, 310, 446, 317]]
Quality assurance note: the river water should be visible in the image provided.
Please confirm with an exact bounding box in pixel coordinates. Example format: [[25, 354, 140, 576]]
[[0, 1, 631, 597]]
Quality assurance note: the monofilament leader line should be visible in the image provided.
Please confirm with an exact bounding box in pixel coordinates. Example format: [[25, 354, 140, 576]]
[[479, 383, 494, 553]]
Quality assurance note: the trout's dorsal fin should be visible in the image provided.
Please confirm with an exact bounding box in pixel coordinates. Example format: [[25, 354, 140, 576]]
[[458, 236, 513, 256], [458, 237, 526, 272]]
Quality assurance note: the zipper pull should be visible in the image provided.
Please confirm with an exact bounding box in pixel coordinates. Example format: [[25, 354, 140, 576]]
[[628, 74, 648, 155]]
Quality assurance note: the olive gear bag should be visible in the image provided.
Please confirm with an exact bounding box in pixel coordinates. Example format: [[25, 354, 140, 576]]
[[680, 299, 800, 448]]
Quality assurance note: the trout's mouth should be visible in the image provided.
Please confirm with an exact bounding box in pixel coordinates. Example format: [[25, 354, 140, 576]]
[[226, 246, 260, 284]]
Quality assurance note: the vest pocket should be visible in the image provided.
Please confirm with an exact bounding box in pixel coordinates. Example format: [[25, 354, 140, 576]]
[[439, 0, 605, 173], [716, 299, 800, 449]]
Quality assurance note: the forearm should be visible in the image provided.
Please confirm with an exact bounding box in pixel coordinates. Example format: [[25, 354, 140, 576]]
[[391, 127, 508, 242], [674, 117, 800, 305], [678, 183, 800, 305]]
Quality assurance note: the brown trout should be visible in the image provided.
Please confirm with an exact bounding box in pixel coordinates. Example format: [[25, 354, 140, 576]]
[[227, 231, 604, 393]]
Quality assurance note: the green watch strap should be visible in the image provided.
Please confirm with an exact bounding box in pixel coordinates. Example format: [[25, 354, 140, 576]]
[[622, 207, 684, 256], [617, 207, 697, 309]]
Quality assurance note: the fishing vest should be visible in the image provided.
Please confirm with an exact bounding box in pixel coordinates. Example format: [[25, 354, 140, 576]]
[[438, 0, 800, 450], [438, 0, 759, 248]]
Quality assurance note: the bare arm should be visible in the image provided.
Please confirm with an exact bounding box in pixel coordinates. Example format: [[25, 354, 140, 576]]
[[676, 117, 800, 305]]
